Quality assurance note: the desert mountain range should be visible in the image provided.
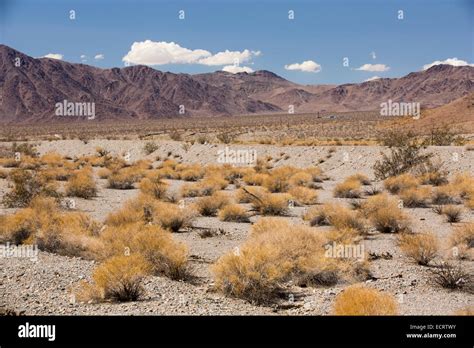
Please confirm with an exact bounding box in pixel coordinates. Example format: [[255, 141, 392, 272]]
[[0, 44, 473, 122]]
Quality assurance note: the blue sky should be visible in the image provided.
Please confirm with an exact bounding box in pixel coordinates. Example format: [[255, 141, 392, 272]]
[[1, 0, 472, 84]]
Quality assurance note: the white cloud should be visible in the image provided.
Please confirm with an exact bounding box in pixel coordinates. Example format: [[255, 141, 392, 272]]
[[42, 53, 63, 60], [94, 54, 105, 60], [365, 76, 381, 82], [355, 63, 390, 72], [198, 49, 257, 66], [122, 40, 211, 65], [222, 65, 254, 74], [122, 40, 260, 68], [370, 51, 376, 60], [80, 54, 87, 59], [284, 60, 321, 73], [422, 57, 473, 70]]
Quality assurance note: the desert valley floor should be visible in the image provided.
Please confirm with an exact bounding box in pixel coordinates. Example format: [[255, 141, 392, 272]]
[[0, 139, 473, 315]]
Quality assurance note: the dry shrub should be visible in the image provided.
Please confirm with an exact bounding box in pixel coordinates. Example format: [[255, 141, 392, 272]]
[[454, 307, 474, 315], [105, 195, 194, 232], [212, 219, 368, 303], [195, 192, 230, 216], [180, 182, 203, 197], [432, 185, 462, 205], [242, 172, 269, 186], [334, 179, 362, 198], [441, 205, 463, 223], [179, 167, 204, 181], [398, 232, 438, 265], [139, 177, 168, 199], [288, 172, 313, 187], [303, 203, 367, 234], [40, 152, 64, 167], [66, 168, 97, 199], [1, 197, 102, 258], [99, 223, 189, 279], [332, 285, 398, 315], [263, 166, 298, 193], [288, 186, 318, 205], [399, 186, 431, 208], [361, 194, 410, 233], [450, 223, 474, 260], [250, 191, 291, 216], [218, 204, 250, 222], [431, 261, 472, 291], [347, 173, 371, 185], [2, 168, 60, 208], [87, 255, 149, 302], [235, 186, 267, 203], [451, 173, 474, 201], [108, 167, 144, 189], [384, 173, 419, 194], [40, 167, 71, 181], [97, 168, 111, 179], [0, 168, 8, 179]]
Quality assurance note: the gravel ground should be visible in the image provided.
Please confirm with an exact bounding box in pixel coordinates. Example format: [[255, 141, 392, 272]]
[[1, 140, 473, 315]]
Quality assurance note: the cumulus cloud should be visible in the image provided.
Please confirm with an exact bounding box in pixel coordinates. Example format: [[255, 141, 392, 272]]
[[198, 49, 259, 66], [365, 76, 381, 82], [284, 60, 321, 73], [94, 54, 105, 60], [422, 57, 473, 70], [122, 40, 211, 65], [222, 65, 254, 74], [42, 53, 63, 60], [355, 63, 390, 72], [122, 40, 259, 69]]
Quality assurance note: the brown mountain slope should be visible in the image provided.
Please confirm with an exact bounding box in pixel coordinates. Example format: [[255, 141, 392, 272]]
[[0, 44, 473, 123]]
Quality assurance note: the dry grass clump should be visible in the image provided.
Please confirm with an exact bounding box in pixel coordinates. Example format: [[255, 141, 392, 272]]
[[40, 152, 64, 167], [303, 203, 367, 234], [97, 168, 111, 179], [99, 223, 189, 279], [454, 307, 474, 315], [0, 168, 8, 179], [451, 173, 474, 199], [449, 223, 474, 260], [218, 204, 250, 222], [2, 168, 60, 208], [384, 173, 419, 194], [398, 232, 439, 265], [432, 185, 462, 205], [195, 192, 231, 216], [81, 255, 150, 302], [332, 285, 398, 315], [107, 167, 143, 189], [288, 186, 318, 205], [242, 172, 269, 186], [39, 167, 71, 181], [347, 173, 371, 185], [431, 261, 472, 291], [105, 195, 194, 232], [250, 191, 291, 216], [212, 219, 368, 303], [65, 168, 97, 199], [235, 186, 266, 203], [139, 177, 168, 199], [334, 178, 362, 198], [178, 167, 204, 181], [288, 172, 313, 187], [361, 194, 410, 233], [262, 166, 298, 193], [0, 197, 101, 258], [399, 186, 431, 208], [440, 205, 463, 223]]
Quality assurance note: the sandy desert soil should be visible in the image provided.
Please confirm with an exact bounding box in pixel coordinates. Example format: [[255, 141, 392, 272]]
[[1, 139, 473, 315]]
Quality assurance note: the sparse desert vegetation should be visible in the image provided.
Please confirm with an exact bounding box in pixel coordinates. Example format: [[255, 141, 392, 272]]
[[0, 130, 473, 315]]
